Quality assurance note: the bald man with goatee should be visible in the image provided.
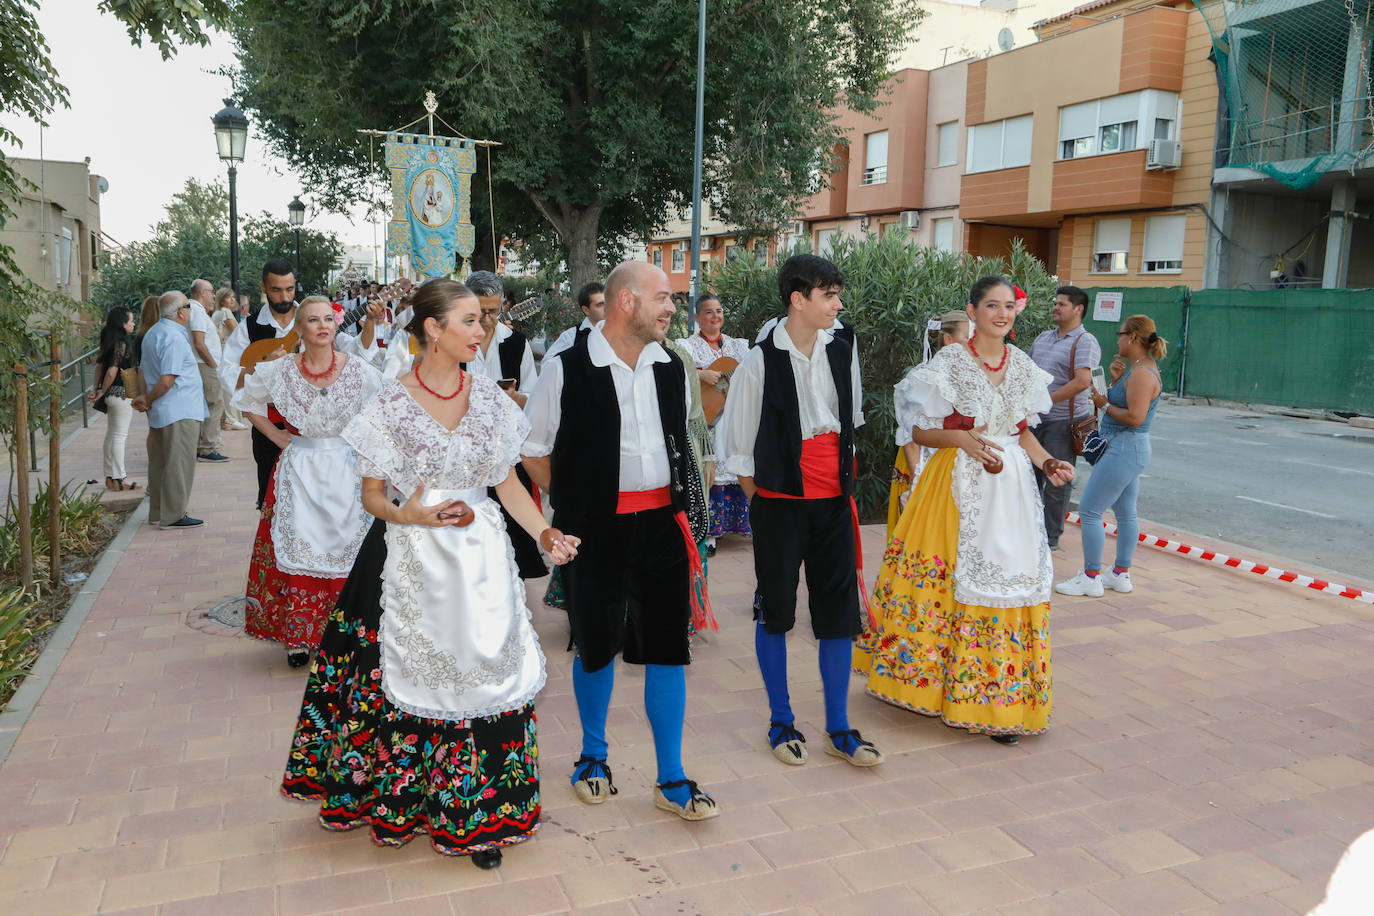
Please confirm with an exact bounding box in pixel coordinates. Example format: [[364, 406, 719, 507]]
[[522, 261, 718, 822]]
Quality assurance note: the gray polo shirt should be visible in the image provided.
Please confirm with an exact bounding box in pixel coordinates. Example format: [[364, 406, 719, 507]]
[[1030, 325, 1100, 422]]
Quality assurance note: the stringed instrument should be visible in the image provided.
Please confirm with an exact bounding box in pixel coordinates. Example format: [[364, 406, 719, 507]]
[[698, 355, 739, 425], [239, 281, 409, 371], [406, 295, 543, 355]]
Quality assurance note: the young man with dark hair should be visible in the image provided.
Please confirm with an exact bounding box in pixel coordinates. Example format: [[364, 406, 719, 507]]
[[544, 281, 607, 360], [721, 253, 883, 769], [1028, 284, 1100, 549]]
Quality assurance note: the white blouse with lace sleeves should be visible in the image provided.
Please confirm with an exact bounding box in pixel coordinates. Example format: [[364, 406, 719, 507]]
[[343, 375, 531, 496], [230, 355, 283, 417], [898, 344, 1053, 439]]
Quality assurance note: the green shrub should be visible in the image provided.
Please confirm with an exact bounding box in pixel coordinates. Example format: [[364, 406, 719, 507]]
[[0, 586, 49, 707], [705, 232, 1059, 518]]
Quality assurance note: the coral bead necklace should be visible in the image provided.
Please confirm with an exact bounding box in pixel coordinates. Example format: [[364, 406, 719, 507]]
[[414, 366, 465, 400], [968, 332, 1009, 372]]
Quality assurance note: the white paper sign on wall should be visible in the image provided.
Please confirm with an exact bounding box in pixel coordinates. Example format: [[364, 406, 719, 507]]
[[1093, 291, 1123, 323]]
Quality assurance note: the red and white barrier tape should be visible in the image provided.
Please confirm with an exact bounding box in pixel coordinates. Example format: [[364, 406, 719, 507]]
[[1065, 511, 1374, 606]]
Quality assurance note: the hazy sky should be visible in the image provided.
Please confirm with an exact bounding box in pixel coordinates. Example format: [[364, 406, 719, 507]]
[[2, 1, 377, 248]]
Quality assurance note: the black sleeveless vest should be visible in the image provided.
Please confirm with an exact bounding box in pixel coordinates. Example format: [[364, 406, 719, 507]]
[[752, 323, 856, 498], [497, 329, 528, 381], [549, 334, 692, 530], [247, 307, 291, 343]]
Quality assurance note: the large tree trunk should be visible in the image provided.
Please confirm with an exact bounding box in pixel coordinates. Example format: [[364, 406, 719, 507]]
[[528, 194, 604, 290], [564, 208, 602, 291]]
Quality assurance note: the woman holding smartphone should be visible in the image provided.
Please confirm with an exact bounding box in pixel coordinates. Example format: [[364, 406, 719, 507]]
[[1056, 315, 1166, 598]]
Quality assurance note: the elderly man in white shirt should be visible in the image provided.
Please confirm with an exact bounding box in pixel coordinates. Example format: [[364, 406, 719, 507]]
[[187, 279, 229, 462]]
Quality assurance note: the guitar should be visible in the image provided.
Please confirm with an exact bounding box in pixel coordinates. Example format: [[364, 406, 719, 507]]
[[239, 281, 409, 371], [698, 356, 739, 425], [406, 295, 543, 356]]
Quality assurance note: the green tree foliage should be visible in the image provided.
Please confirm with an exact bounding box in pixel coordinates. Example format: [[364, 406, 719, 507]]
[[229, 0, 924, 287], [705, 233, 1057, 519], [94, 179, 344, 313]]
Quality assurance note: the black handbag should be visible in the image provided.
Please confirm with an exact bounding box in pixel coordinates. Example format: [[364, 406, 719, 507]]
[[1081, 429, 1110, 465]]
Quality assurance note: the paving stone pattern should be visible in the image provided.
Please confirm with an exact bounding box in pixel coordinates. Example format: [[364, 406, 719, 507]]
[[0, 414, 1371, 914]]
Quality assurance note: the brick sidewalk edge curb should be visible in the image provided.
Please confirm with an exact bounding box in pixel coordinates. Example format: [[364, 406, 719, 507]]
[[0, 497, 149, 764]]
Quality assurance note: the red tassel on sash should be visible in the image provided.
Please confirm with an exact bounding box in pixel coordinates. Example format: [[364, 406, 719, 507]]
[[754, 432, 874, 628], [616, 487, 718, 632]]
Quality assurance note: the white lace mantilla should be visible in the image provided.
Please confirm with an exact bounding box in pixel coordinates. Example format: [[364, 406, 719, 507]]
[[895, 344, 1052, 438], [677, 331, 749, 369]]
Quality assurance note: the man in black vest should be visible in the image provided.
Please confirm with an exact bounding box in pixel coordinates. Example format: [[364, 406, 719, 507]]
[[218, 258, 382, 508], [465, 270, 544, 578], [522, 260, 718, 821], [721, 253, 884, 770]]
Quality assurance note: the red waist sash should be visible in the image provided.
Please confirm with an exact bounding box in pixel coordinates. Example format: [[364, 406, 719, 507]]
[[753, 433, 874, 628], [615, 486, 717, 632]]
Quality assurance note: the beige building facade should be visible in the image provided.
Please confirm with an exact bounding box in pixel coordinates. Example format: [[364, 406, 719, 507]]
[[0, 157, 105, 302]]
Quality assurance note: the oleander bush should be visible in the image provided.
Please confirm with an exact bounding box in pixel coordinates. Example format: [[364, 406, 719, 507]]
[[705, 231, 1058, 519]]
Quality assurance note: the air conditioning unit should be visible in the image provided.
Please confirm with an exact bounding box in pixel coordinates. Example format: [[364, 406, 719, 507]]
[[898, 210, 921, 230], [700, 236, 718, 250], [1146, 139, 1183, 170], [784, 221, 804, 235]]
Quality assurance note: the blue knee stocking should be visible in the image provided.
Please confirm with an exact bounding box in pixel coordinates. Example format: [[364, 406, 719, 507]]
[[571, 656, 614, 783], [644, 664, 689, 806], [818, 637, 861, 754], [755, 623, 796, 746]]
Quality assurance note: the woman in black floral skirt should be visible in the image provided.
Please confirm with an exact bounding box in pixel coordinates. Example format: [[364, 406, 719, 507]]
[[280, 279, 578, 869]]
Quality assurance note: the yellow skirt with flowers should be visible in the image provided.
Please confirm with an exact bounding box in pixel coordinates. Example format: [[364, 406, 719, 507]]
[[854, 447, 1052, 736]]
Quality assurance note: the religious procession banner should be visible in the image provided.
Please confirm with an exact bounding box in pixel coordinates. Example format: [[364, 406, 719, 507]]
[[384, 132, 477, 278]]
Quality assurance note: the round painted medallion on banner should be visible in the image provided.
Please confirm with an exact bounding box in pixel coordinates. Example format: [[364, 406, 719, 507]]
[[410, 169, 453, 228]]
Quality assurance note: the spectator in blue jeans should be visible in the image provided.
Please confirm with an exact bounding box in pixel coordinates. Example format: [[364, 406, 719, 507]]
[[1055, 315, 1166, 597]]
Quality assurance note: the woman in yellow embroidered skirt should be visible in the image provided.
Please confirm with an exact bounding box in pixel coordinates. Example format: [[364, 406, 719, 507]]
[[854, 277, 1074, 744]]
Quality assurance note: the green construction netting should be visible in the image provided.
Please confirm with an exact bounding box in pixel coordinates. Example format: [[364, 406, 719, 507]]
[[1195, 0, 1374, 189]]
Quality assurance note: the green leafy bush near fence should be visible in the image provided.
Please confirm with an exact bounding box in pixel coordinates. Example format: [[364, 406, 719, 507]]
[[0, 481, 113, 708], [704, 232, 1061, 519]]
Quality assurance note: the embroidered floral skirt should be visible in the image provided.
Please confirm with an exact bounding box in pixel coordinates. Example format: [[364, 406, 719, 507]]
[[886, 447, 913, 539], [543, 564, 568, 611], [282, 519, 540, 856], [709, 484, 752, 537], [245, 472, 345, 649], [853, 448, 1052, 736]]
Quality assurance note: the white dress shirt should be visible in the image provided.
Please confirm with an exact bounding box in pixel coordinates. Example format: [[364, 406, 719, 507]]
[[722, 317, 864, 479], [468, 322, 538, 393], [187, 303, 224, 366], [218, 304, 377, 399], [755, 313, 845, 343], [542, 317, 594, 361], [523, 326, 691, 492]]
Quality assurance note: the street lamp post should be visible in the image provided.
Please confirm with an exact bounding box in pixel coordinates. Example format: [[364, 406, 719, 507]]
[[212, 100, 249, 295], [288, 195, 306, 274]]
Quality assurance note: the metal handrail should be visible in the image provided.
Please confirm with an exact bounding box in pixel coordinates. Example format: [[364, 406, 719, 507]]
[[25, 345, 99, 471]]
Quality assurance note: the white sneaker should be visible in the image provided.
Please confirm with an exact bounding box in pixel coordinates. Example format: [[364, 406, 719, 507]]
[[1101, 568, 1134, 593], [1055, 571, 1104, 597]]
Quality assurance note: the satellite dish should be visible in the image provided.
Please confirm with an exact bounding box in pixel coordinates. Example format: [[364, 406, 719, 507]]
[[97, 176, 110, 194], [998, 28, 1015, 52]]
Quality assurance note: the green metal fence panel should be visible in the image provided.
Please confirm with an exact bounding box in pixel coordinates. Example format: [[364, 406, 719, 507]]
[[1186, 289, 1374, 413], [1079, 287, 1189, 393]]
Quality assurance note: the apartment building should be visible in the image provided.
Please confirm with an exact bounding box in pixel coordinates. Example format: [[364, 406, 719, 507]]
[[0, 157, 105, 302], [960, 2, 1217, 287]]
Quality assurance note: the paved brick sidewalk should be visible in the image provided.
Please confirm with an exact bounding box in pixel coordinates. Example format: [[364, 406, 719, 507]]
[[0, 418, 1371, 914]]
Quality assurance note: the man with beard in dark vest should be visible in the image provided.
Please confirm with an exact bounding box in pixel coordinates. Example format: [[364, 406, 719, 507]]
[[522, 260, 719, 821], [219, 258, 382, 508], [721, 253, 884, 771]]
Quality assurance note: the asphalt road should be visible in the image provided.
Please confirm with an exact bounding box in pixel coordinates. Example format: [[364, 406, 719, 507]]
[[1067, 400, 1374, 581]]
